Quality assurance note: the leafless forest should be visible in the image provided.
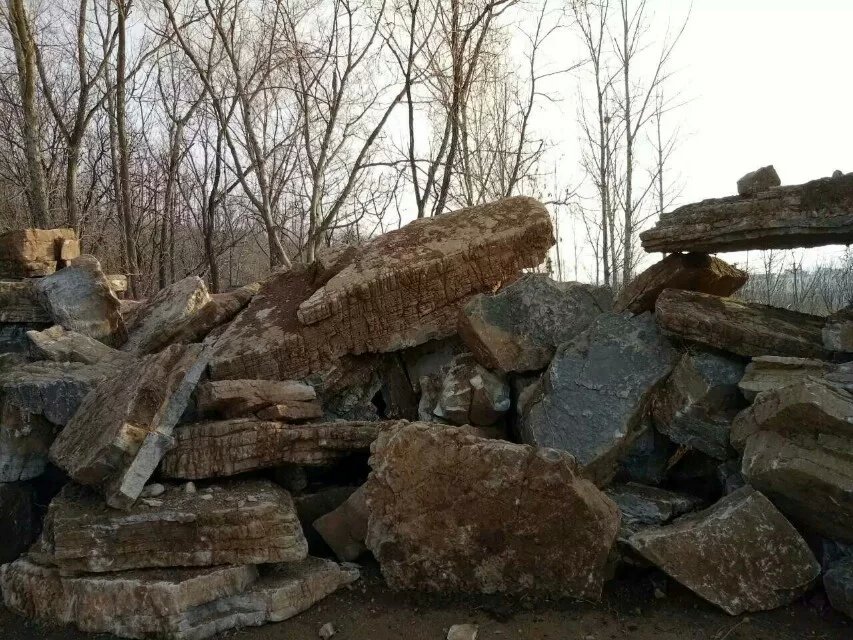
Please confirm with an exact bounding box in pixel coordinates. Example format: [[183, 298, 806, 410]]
[[0, 0, 850, 311]]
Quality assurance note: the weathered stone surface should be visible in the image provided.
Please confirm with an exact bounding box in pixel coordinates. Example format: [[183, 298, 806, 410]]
[[256, 401, 323, 422], [655, 289, 829, 359], [35, 255, 127, 347], [365, 424, 620, 598], [208, 197, 554, 380], [123, 277, 212, 354], [737, 165, 781, 196], [641, 172, 853, 253], [0, 280, 49, 323], [459, 275, 611, 372], [1, 323, 47, 353], [162, 419, 407, 479], [0, 407, 55, 482], [825, 557, 853, 619], [520, 312, 676, 484], [628, 487, 820, 615], [195, 379, 316, 419], [651, 350, 746, 459], [106, 273, 128, 296], [617, 422, 677, 486], [49, 343, 205, 509], [433, 354, 509, 426], [32, 481, 307, 572], [26, 325, 135, 366], [294, 486, 359, 553], [0, 228, 78, 277], [606, 483, 701, 534], [614, 253, 747, 314], [738, 355, 835, 400], [824, 303, 853, 352], [313, 486, 368, 562], [166, 283, 260, 348], [0, 483, 35, 563]]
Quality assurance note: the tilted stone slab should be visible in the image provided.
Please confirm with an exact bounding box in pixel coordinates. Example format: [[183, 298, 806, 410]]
[[738, 355, 837, 400], [628, 487, 820, 615], [207, 196, 554, 380], [27, 325, 136, 366], [365, 424, 620, 599], [0, 228, 79, 277], [166, 283, 260, 348], [195, 379, 316, 418], [31, 481, 307, 573], [640, 172, 853, 253], [0, 280, 49, 323], [614, 252, 747, 314], [655, 289, 829, 359]]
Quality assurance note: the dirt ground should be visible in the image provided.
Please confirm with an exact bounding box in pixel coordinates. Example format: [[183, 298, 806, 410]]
[[1, 565, 849, 640]]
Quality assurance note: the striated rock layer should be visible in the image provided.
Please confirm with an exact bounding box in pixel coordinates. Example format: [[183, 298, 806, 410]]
[[0, 228, 79, 277], [0, 280, 49, 323]]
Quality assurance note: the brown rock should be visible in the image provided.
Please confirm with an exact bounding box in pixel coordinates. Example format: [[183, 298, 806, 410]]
[[628, 487, 819, 615], [655, 289, 829, 359], [614, 253, 747, 314], [0, 483, 36, 563], [0, 228, 79, 277], [31, 480, 307, 573], [256, 401, 323, 422], [207, 197, 554, 380], [640, 172, 853, 253], [433, 354, 510, 426], [195, 378, 316, 418], [294, 486, 359, 553], [313, 486, 368, 562], [166, 282, 260, 347], [0, 280, 49, 323], [365, 423, 620, 599]]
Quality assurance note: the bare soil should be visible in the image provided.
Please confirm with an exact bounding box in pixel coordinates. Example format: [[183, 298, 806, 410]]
[[1, 564, 849, 640]]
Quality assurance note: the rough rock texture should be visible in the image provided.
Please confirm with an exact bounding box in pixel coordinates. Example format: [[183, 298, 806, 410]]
[[0, 228, 79, 277], [738, 355, 836, 400], [655, 289, 829, 359], [166, 283, 260, 347], [613, 253, 747, 314], [365, 424, 620, 598], [0, 280, 49, 323], [195, 379, 317, 418], [651, 350, 746, 459], [122, 276, 212, 354], [255, 401, 324, 422], [161, 419, 407, 479], [628, 487, 820, 615], [605, 483, 701, 535], [0, 407, 55, 482], [32, 481, 307, 572], [1, 323, 47, 353], [35, 255, 127, 346], [0, 483, 35, 563], [520, 312, 676, 484], [640, 172, 853, 253], [294, 486, 359, 553], [49, 343, 205, 509], [313, 486, 368, 562], [823, 304, 853, 352], [458, 275, 611, 372], [26, 325, 135, 366], [824, 557, 853, 619], [433, 354, 510, 426], [208, 197, 554, 380], [737, 165, 781, 196]]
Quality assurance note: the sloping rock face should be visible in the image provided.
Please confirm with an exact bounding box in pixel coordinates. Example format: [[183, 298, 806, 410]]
[[823, 304, 853, 352], [195, 379, 317, 418], [825, 557, 853, 619], [628, 487, 820, 615], [652, 350, 746, 459], [161, 420, 407, 479], [364, 424, 620, 598], [520, 312, 676, 484], [49, 343, 205, 509], [32, 481, 307, 572], [0, 483, 36, 563], [35, 255, 127, 346], [0, 280, 49, 323], [458, 275, 611, 372], [655, 289, 829, 359], [26, 325, 136, 366], [0, 228, 79, 277], [432, 354, 510, 426], [614, 253, 747, 314], [738, 356, 836, 400], [207, 197, 554, 380], [166, 283, 260, 347], [640, 172, 853, 253]]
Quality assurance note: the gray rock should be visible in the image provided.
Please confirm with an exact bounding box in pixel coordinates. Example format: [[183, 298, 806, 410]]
[[520, 312, 676, 484], [447, 624, 479, 640], [459, 275, 611, 373], [617, 422, 676, 486], [737, 165, 781, 196], [433, 354, 510, 426], [0, 483, 35, 563], [825, 556, 853, 618], [606, 483, 701, 531], [833, 169, 844, 178], [652, 350, 746, 460], [1, 323, 46, 353], [823, 303, 853, 352], [0, 279, 50, 323], [738, 355, 835, 400], [27, 325, 135, 366]]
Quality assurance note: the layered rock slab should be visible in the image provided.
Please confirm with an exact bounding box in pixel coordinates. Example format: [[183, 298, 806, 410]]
[[207, 196, 554, 380], [0, 228, 79, 277], [364, 424, 620, 598], [26, 325, 135, 366], [0, 279, 49, 323], [520, 312, 676, 484], [31, 481, 307, 573], [195, 379, 317, 419], [458, 274, 611, 372], [655, 289, 829, 359], [628, 487, 819, 615], [738, 356, 836, 400]]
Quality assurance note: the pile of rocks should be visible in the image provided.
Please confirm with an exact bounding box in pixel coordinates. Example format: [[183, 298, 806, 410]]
[[1, 180, 852, 638]]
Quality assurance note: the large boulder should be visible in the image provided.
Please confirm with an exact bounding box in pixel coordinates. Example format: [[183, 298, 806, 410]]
[[0, 279, 50, 323], [614, 253, 747, 314], [0, 228, 79, 277], [34, 255, 127, 347], [195, 378, 318, 419], [458, 275, 611, 372], [31, 480, 307, 573], [651, 350, 746, 459], [520, 312, 676, 484], [49, 343, 206, 509], [655, 289, 829, 359], [207, 197, 554, 380], [364, 424, 620, 599], [432, 354, 510, 426], [628, 487, 819, 615], [0, 483, 36, 563]]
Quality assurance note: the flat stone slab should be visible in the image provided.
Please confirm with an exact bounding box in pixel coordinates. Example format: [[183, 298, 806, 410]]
[[738, 356, 836, 400], [0, 228, 79, 277], [195, 379, 317, 418]]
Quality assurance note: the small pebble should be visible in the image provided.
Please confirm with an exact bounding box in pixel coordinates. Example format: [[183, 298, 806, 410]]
[[184, 482, 197, 494], [141, 498, 163, 507], [246, 495, 258, 502], [140, 483, 165, 498], [318, 622, 335, 639]]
